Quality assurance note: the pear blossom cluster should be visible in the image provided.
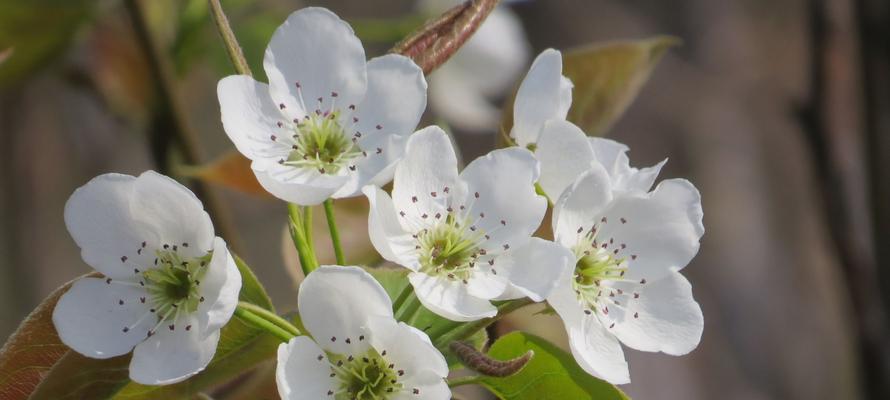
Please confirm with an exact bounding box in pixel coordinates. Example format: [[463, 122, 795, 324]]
[[51, 5, 703, 397]]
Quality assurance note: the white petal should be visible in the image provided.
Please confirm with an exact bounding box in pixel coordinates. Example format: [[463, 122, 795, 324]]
[[276, 337, 339, 400], [458, 147, 545, 250], [547, 273, 629, 384], [536, 119, 596, 200], [333, 54, 426, 198], [409, 272, 496, 322], [263, 7, 367, 120], [510, 49, 573, 147], [364, 317, 450, 399], [588, 137, 629, 174], [595, 178, 704, 282], [333, 134, 407, 199], [254, 163, 348, 206], [217, 75, 291, 161], [366, 317, 448, 378], [612, 152, 667, 193], [52, 277, 152, 359], [64, 173, 153, 280], [297, 266, 393, 354], [494, 238, 573, 301], [130, 171, 214, 257], [129, 316, 220, 385], [391, 126, 462, 224], [610, 272, 703, 355], [552, 165, 613, 248], [465, 268, 509, 300], [391, 370, 452, 400], [362, 186, 420, 270], [194, 237, 241, 335]]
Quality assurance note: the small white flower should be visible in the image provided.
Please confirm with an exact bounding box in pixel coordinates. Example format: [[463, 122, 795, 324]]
[[276, 266, 450, 399], [53, 171, 242, 385], [218, 7, 427, 205], [510, 49, 666, 200], [364, 126, 572, 321], [546, 160, 704, 384], [420, 0, 530, 131]]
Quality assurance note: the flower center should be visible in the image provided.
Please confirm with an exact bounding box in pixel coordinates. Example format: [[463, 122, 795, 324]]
[[570, 232, 628, 315], [416, 215, 483, 282], [329, 348, 402, 399], [142, 249, 211, 320], [282, 111, 361, 174]]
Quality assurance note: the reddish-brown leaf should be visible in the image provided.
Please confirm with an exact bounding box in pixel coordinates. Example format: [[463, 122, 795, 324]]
[[0, 274, 95, 400], [391, 0, 499, 74]]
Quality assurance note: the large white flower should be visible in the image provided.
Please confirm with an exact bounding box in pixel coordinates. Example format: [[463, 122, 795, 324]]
[[420, 0, 530, 131], [510, 49, 666, 200], [364, 126, 572, 321], [276, 266, 449, 399], [218, 7, 427, 205], [53, 171, 242, 385], [546, 161, 704, 384]]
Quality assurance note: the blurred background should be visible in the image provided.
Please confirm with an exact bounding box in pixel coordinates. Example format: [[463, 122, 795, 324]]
[[1, 0, 888, 398]]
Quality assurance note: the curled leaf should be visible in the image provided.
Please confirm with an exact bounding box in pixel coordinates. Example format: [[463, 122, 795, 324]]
[[563, 36, 680, 136], [181, 151, 268, 197], [391, 0, 499, 74], [450, 341, 533, 377]]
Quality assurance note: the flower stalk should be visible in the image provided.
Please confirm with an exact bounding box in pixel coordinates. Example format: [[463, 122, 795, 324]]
[[433, 298, 534, 349], [208, 0, 252, 76], [322, 199, 346, 265], [288, 203, 319, 275], [237, 301, 301, 337], [234, 306, 295, 343]]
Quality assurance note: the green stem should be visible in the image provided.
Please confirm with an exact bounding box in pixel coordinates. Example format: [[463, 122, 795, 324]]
[[447, 375, 484, 388], [288, 203, 318, 275], [396, 293, 422, 322], [434, 298, 534, 349], [391, 283, 414, 315], [234, 307, 294, 343], [323, 199, 346, 265], [303, 206, 315, 256], [237, 301, 301, 336], [208, 0, 252, 76]]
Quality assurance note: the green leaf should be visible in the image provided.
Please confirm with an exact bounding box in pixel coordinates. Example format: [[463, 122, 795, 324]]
[[11, 255, 277, 399], [478, 332, 630, 400], [563, 36, 679, 137], [0, 0, 94, 87]]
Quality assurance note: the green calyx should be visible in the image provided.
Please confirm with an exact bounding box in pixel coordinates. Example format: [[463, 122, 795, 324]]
[[142, 250, 212, 319], [330, 348, 402, 400], [417, 215, 482, 282], [284, 111, 361, 174]]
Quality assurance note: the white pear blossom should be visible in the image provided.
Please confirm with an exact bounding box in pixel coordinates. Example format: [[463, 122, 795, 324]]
[[420, 0, 530, 131], [510, 49, 666, 200], [276, 266, 449, 399], [53, 171, 242, 385], [364, 126, 572, 321], [217, 7, 427, 205], [546, 159, 704, 384]]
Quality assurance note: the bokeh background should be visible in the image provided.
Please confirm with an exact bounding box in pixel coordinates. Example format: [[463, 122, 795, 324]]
[[1, 0, 888, 399]]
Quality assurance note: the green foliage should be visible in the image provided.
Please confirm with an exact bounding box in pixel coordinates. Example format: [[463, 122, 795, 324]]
[[0, 0, 94, 87], [0, 256, 277, 399], [563, 36, 679, 137], [478, 332, 630, 400]]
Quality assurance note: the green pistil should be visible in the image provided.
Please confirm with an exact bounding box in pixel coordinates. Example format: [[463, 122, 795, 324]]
[[572, 246, 626, 310], [330, 348, 402, 400], [417, 215, 482, 282], [142, 250, 212, 319], [284, 111, 361, 174]]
